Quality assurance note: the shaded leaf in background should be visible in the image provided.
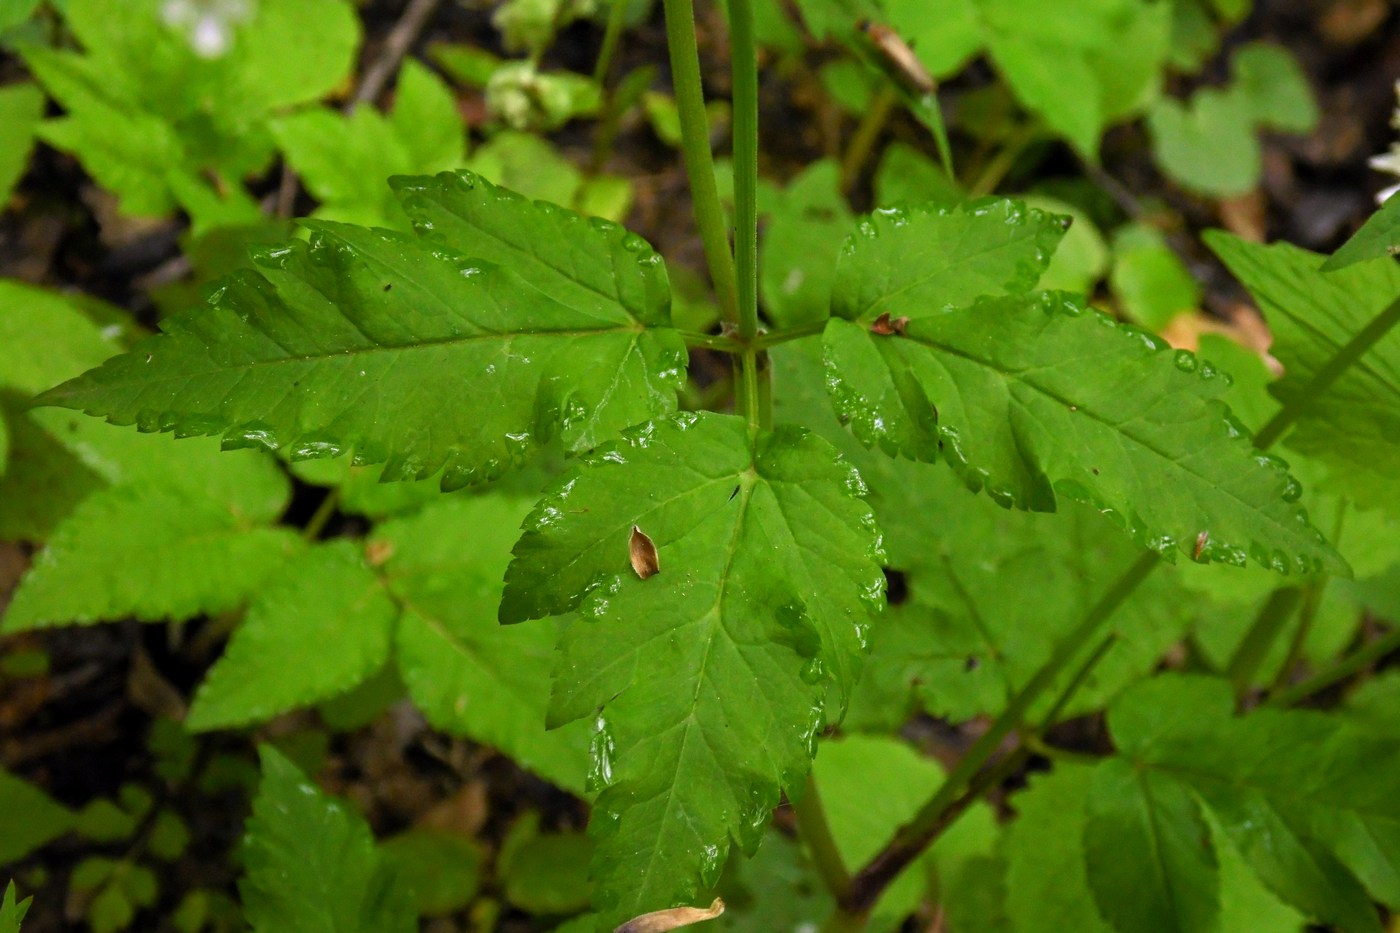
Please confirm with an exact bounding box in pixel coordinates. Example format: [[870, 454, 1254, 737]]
[[41, 171, 686, 490], [382, 496, 591, 794], [23, 0, 359, 221], [1110, 224, 1200, 331], [813, 734, 997, 928], [3, 484, 299, 630], [186, 542, 396, 731], [272, 60, 465, 229], [240, 747, 415, 933], [876, 0, 1173, 156], [0, 770, 75, 864], [503, 412, 883, 927], [1098, 675, 1400, 931], [1208, 233, 1400, 510], [759, 160, 852, 328], [185, 495, 590, 793], [0, 83, 42, 206], [380, 829, 483, 917]]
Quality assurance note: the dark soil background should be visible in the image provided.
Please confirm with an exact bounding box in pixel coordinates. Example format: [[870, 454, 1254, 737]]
[[1, 0, 1398, 930]]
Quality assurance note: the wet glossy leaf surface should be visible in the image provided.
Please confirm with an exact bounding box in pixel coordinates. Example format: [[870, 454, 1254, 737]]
[[502, 412, 883, 927], [40, 171, 687, 491]]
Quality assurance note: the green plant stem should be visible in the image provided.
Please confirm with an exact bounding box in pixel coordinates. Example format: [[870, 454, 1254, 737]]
[[728, 0, 759, 344], [840, 86, 896, 193], [1267, 626, 1400, 708], [1225, 587, 1303, 698], [838, 551, 1160, 917], [679, 329, 743, 352], [967, 122, 1037, 197], [1253, 290, 1400, 450], [302, 489, 340, 541], [592, 0, 630, 85], [755, 319, 828, 349], [794, 772, 852, 902], [660, 0, 738, 325]]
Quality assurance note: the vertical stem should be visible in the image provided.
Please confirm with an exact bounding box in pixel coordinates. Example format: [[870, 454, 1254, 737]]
[[1225, 587, 1303, 698], [1253, 290, 1400, 450], [840, 86, 896, 194], [593, 0, 629, 85], [793, 773, 852, 902], [728, 0, 759, 344], [661, 0, 739, 324]]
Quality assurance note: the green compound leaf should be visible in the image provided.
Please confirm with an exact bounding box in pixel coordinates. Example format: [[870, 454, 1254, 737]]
[[502, 411, 884, 925], [39, 172, 686, 491], [3, 484, 299, 631], [1208, 232, 1400, 508], [241, 747, 415, 933], [823, 283, 1344, 575], [1102, 675, 1399, 932], [186, 542, 397, 732], [380, 496, 590, 794], [830, 199, 1068, 323]]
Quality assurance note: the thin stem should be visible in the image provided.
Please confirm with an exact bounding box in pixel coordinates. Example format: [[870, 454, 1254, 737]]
[[738, 349, 762, 431], [728, 0, 759, 343], [840, 551, 1159, 914], [592, 0, 629, 85], [1266, 626, 1400, 708], [967, 122, 1037, 198], [1254, 290, 1400, 450], [302, 489, 341, 541], [794, 773, 851, 902], [840, 86, 897, 193], [754, 319, 828, 349], [351, 0, 443, 108], [679, 330, 743, 353], [661, 0, 739, 324], [1224, 587, 1303, 698]]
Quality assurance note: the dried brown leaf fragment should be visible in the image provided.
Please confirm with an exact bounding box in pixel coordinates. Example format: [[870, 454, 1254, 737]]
[[614, 898, 725, 933], [629, 525, 660, 579]]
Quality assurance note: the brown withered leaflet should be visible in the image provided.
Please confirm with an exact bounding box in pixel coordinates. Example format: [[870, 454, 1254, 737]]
[[629, 525, 660, 579], [614, 898, 725, 933], [861, 20, 935, 95]]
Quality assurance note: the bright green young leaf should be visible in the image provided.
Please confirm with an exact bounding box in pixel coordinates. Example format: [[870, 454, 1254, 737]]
[[40, 172, 686, 490], [0, 83, 42, 206], [380, 496, 591, 794], [1207, 233, 1400, 509], [1104, 675, 1400, 931], [0, 881, 30, 933], [25, 0, 360, 220], [1148, 89, 1260, 197], [272, 60, 465, 228], [502, 412, 883, 926], [0, 769, 75, 864], [186, 542, 396, 731], [0, 282, 126, 396], [241, 746, 415, 933], [824, 287, 1342, 575], [1023, 195, 1109, 295], [1325, 194, 1400, 271], [1083, 757, 1220, 933], [3, 485, 299, 631], [759, 160, 852, 328]]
